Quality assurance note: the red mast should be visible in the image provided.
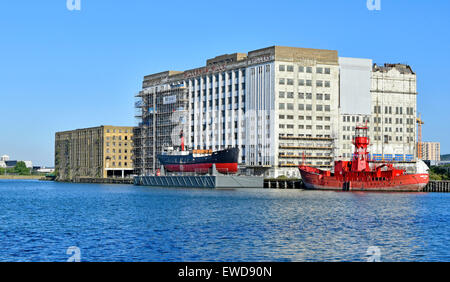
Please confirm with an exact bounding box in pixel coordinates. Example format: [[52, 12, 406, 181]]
[[351, 125, 370, 172], [180, 130, 185, 151]]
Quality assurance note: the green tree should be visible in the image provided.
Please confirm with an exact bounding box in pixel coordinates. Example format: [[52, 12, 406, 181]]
[[14, 161, 30, 175]]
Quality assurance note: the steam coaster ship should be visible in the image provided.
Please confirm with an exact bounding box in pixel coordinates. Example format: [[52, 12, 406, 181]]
[[157, 130, 239, 174], [299, 125, 429, 192]]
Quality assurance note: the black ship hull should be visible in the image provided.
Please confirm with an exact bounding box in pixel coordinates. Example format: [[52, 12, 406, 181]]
[[157, 147, 239, 174]]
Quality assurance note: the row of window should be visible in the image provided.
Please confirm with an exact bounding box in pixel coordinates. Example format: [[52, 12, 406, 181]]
[[279, 65, 331, 74], [280, 124, 331, 130], [108, 162, 130, 167], [106, 149, 129, 154], [106, 136, 130, 141], [279, 103, 331, 111], [106, 155, 129, 160], [189, 70, 246, 85], [106, 142, 130, 147], [279, 78, 331, 87], [106, 129, 130, 133], [279, 115, 331, 121], [279, 92, 331, 100], [374, 105, 415, 115], [279, 133, 332, 138], [342, 116, 370, 123], [190, 83, 246, 96]]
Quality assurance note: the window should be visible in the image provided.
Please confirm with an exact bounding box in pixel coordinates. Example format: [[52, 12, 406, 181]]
[[306, 67, 312, 73], [325, 94, 330, 100], [325, 81, 330, 88], [298, 93, 304, 99], [306, 104, 312, 111], [298, 79, 305, 86], [279, 78, 285, 85], [306, 93, 312, 99], [299, 66, 305, 72], [316, 105, 323, 111], [316, 67, 323, 74], [306, 80, 312, 86], [279, 103, 285, 110], [298, 104, 304, 110], [279, 65, 285, 71], [287, 65, 294, 72], [316, 80, 323, 87], [287, 103, 294, 110], [287, 79, 294, 85], [279, 91, 285, 98], [316, 93, 323, 100], [325, 68, 331, 74], [287, 92, 294, 98]]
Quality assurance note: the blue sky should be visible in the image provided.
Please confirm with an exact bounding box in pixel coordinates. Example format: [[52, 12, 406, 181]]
[[0, 0, 449, 166]]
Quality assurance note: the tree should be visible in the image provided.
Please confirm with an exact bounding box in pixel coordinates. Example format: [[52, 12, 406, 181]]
[[14, 161, 30, 175]]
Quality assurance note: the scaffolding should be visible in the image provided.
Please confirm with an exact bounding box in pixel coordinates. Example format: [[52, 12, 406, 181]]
[[133, 85, 189, 176]]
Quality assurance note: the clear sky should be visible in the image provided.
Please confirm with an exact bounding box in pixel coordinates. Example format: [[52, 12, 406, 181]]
[[0, 0, 449, 166]]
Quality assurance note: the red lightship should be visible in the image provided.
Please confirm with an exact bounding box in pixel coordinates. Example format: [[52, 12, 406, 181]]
[[299, 125, 429, 192]]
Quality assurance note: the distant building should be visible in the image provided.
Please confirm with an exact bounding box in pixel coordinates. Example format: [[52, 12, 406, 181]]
[[3, 160, 33, 168], [419, 142, 440, 162], [55, 126, 134, 180], [0, 155, 33, 168], [34, 166, 55, 173]]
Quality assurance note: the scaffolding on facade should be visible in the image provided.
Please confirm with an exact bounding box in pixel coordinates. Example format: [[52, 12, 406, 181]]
[[133, 85, 189, 176]]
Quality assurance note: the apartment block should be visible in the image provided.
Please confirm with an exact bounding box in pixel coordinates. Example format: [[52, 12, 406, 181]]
[[419, 142, 440, 162], [55, 126, 134, 180]]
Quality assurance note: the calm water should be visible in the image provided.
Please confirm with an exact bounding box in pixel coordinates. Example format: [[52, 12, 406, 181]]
[[0, 179, 449, 262]]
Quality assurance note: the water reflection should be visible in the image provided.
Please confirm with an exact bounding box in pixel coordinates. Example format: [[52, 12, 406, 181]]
[[0, 180, 449, 261]]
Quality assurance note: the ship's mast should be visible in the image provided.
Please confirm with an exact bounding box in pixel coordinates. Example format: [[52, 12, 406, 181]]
[[180, 130, 185, 152]]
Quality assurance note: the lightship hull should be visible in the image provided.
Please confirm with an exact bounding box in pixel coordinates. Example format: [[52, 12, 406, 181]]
[[299, 165, 429, 192]]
